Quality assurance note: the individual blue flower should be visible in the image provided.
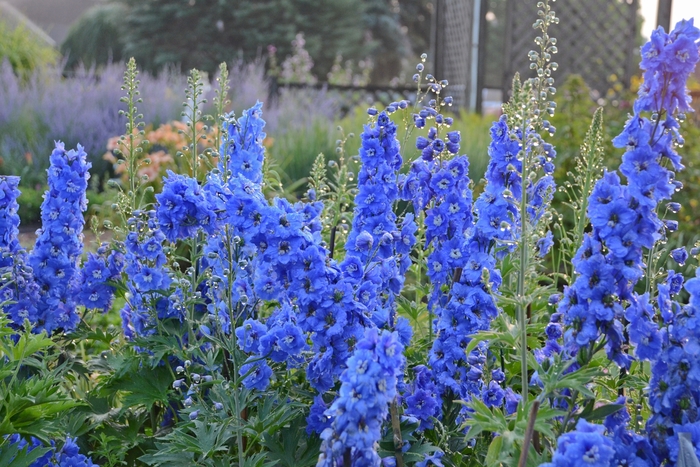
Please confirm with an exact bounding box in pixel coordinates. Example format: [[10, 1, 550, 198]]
[[156, 171, 217, 242], [541, 419, 615, 467], [240, 358, 273, 391], [670, 247, 688, 266]]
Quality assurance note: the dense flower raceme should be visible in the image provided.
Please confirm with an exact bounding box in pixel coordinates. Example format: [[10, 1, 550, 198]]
[[557, 20, 700, 369], [402, 100, 555, 424], [345, 108, 416, 327], [219, 100, 266, 184], [637, 19, 700, 115], [317, 328, 405, 467], [0, 149, 120, 329], [0, 176, 41, 328], [119, 210, 180, 339], [400, 96, 480, 424], [644, 269, 700, 464], [0, 176, 23, 267], [22, 142, 91, 335], [538, 19, 700, 467], [200, 103, 269, 337]]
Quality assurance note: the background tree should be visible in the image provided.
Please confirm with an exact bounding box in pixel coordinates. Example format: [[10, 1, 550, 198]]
[[60, 0, 433, 83], [61, 3, 127, 71]]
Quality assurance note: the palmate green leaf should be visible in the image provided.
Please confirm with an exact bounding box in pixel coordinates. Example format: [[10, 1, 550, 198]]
[[465, 313, 520, 354], [243, 452, 280, 467], [460, 397, 509, 439], [141, 419, 234, 465], [535, 354, 605, 400], [0, 376, 81, 439], [0, 329, 54, 362], [109, 365, 173, 409], [140, 444, 196, 466], [262, 416, 321, 467]]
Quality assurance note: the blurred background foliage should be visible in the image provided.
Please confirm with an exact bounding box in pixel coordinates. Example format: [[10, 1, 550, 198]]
[[59, 0, 432, 82], [0, 0, 699, 250], [0, 20, 56, 81]]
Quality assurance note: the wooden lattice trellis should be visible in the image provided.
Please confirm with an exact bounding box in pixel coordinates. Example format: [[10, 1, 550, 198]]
[[502, 0, 639, 99]]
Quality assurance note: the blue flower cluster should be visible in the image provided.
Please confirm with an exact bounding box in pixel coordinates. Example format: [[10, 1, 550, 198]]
[[557, 20, 699, 369], [26, 142, 91, 334], [540, 416, 656, 467], [200, 104, 325, 392], [0, 176, 23, 268], [219, 101, 266, 184], [404, 103, 548, 423], [235, 301, 308, 391], [120, 210, 178, 339], [296, 112, 417, 401], [400, 96, 482, 422], [317, 328, 405, 467], [156, 171, 218, 243], [200, 102, 269, 335], [637, 19, 700, 115], [0, 150, 121, 331], [5, 435, 96, 467], [345, 109, 416, 327], [645, 269, 700, 463], [76, 245, 123, 313], [0, 176, 41, 328]]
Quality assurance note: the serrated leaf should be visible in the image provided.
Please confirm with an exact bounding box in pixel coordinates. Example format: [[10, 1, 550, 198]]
[[0, 441, 52, 467]]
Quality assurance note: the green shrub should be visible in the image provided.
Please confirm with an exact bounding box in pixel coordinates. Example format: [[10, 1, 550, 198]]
[[61, 4, 127, 70], [17, 185, 44, 225], [0, 21, 56, 80]]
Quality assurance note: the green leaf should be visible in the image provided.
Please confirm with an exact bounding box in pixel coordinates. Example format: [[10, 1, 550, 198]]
[[485, 435, 503, 466], [581, 403, 623, 422], [0, 440, 52, 467], [110, 365, 172, 408]]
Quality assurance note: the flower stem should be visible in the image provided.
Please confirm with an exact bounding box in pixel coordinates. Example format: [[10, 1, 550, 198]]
[[518, 400, 540, 467], [390, 399, 405, 467]]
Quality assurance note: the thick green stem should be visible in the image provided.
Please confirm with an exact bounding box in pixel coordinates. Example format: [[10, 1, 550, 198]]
[[518, 400, 540, 467], [223, 226, 245, 467], [390, 399, 405, 467]]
